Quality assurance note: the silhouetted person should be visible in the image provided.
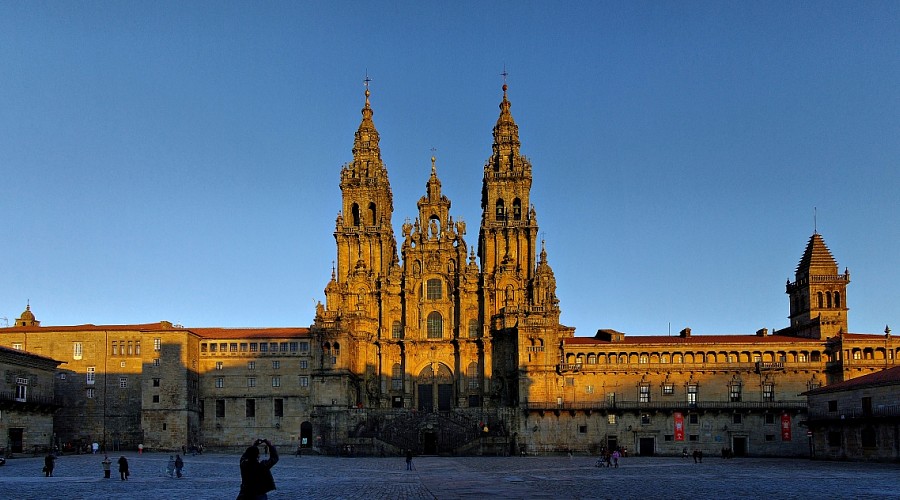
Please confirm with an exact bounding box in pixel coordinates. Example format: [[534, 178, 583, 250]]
[[175, 454, 184, 478], [117, 456, 129, 480], [44, 453, 56, 477], [237, 439, 278, 500]]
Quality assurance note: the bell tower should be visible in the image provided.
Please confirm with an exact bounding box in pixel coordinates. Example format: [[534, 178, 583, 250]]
[[478, 83, 539, 319], [785, 232, 850, 339], [325, 80, 399, 319]]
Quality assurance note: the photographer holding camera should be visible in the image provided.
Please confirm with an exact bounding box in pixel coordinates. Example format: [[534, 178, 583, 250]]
[[237, 438, 279, 500]]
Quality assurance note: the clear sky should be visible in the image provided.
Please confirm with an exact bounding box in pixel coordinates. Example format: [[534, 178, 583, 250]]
[[2, 2, 898, 336]]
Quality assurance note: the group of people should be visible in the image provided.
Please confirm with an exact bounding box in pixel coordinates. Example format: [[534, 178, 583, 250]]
[[166, 454, 185, 478], [594, 447, 623, 468]]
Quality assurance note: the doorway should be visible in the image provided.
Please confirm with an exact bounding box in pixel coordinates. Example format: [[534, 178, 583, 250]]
[[423, 431, 437, 455], [732, 436, 748, 457], [300, 421, 312, 448], [8, 428, 24, 453], [639, 437, 655, 456]]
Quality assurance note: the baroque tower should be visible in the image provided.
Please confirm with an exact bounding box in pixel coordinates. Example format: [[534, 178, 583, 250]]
[[785, 232, 850, 339]]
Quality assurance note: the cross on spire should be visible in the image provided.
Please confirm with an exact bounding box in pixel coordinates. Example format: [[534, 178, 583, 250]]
[[500, 65, 509, 84]]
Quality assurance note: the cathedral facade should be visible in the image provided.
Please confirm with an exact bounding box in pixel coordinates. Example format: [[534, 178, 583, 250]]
[[2, 84, 897, 458]]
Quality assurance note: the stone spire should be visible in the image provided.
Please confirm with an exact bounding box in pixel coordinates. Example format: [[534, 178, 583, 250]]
[[350, 81, 383, 169], [491, 83, 522, 169]]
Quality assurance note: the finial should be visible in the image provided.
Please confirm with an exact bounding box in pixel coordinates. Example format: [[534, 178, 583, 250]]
[[886, 325, 892, 336], [363, 71, 372, 105], [430, 147, 437, 175], [814, 206, 817, 234], [500, 65, 509, 94]]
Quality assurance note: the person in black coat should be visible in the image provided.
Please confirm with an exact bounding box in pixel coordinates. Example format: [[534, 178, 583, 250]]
[[44, 454, 56, 477], [117, 456, 129, 480], [237, 439, 278, 500]]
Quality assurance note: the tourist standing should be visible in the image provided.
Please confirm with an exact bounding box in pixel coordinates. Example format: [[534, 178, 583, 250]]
[[102, 455, 112, 478], [43, 453, 56, 477], [174, 454, 184, 478], [118, 456, 129, 480], [237, 438, 279, 500], [406, 449, 414, 470]]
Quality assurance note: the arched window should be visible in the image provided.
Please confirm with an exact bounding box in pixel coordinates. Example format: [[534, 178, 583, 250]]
[[826, 291, 833, 308], [391, 363, 403, 390], [323, 342, 331, 356], [512, 198, 522, 220], [495, 199, 505, 220], [817, 292, 824, 308], [587, 354, 597, 364], [427, 312, 443, 339], [392, 321, 403, 339], [834, 292, 841, 308], [332, 343, 340, 357], [426, 279, 442, 300], [368, 202, 377, 225], [351, 203, 361, 226]]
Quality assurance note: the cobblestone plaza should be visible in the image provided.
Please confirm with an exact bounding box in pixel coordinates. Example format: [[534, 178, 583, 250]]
[[0, 452, 897, 499]]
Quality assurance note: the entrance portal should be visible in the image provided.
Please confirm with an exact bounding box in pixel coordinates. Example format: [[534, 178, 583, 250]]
[[423, 431, 437, 455], [639, 437, 655, 456], [8, 428, 23, 453], [733, 436, 748, 457], [417, 363, 454, 412]]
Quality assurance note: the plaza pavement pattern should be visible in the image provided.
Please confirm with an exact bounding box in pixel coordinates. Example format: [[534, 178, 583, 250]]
[[0, 452, 897, 499]]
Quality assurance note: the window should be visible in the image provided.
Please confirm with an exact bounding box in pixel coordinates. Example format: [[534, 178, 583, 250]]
[[216, 399, 225, 418], [299, 341, 309, 353], [641, 413, 651, 425], [247, 377, 256, 388], [639, 383, 651, 403], [259, 342, 268, 353], [290, 342, 298, 352], [246, 399, 256, 418], [248, 361, 256, 370], [274, 398, 284, 418], [272, 376, 281, 387], [468, 320, 479, 339], [135, 341, 140, 355], [152, 395, 160, 403], [426, 312, 443, 339], [729, 383, 742, 402], [765, 414, 776, 425], [272, 360, 280, 369], [230, 343, 238, 352], [86, 366, 96, 385], [607, 414, 616, 424], [154, 338, 161, 351], [299, 376, 309, 387], [467, 362, 479, 390], [662, 383, 675, 395], [86, 388, 95, 399], [127, 341, 133, 355], [587, 354, 597, 364], [153, 358, 160, 367], [639, 354, 649, 364], [216, 361, 224, 370], [249, 343, 258, 352], [209, 343, 216, 352], [239, 343, 248, 352], [426, 279, 442, 300], [280, 342, 288, 352], [798, 353, 807, 363], [687, 384, 698, 405], [300, 360, 308, 369], [732, 413, 742, 424], [112, 341, 119, 356], [689, 434, 699, 442], [15, 384, 27, 402], [765, 434, 775, 442], [585, 385, 594, 394], [689, 414, 699, 425], [215, 378, 224, 388], [153, 378, 161, 387], [392, 364, 403, 390], [73, 341, 83, 360], [762, 383, 774, 402], [566, 377, 575, 387], [119, 377, 127, 389], [579, 425, 587, 434]]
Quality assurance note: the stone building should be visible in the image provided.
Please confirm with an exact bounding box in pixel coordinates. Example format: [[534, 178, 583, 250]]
[[805, 361, 900, 461], [0, 326, 62, 455], [2, 83, 897, 456]]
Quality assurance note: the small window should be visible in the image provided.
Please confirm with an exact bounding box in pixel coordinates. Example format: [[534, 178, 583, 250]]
[[762, 383, 774, 402], [272, 376, 281, 387], [729, 383, 742, 402], [426, 279, 442, 300], [239, 343, 248, 352], [248, 361, 256, 370], [246, 399, 255, 418], [215, 378, 224, 388], [153, 378, 161, 387], [259, 343, 268, 353], [765, 413, 776, 425], [216, 361, 224, 370], [154, 338, 161, 351], [274, 398, 284, 418], [272, 360, 280, 369], [687, 384, 698, 405], [579, 425, 587, 434], [247, 377, 256, 387], [732, 413, 743, 424], [299, 342, 310, 353], [249, 343, 258, 352], [639, 383, 651, 403], [300, 360, 308, 369], [86, 366, 96, 385], [119, 377, 127, 389], [230, 343, 238, 352], [86, 388, 95, 399], [662, 383, 675, 395], [641, 414, 651, 425], [299, 376, 309, 387], [216, 399, 225, 418], [12, 342, 23, 350], [607, 414, 616, 424], [152, 395, 160, 403], [73, 341, 83, 360], [153, 358, 160, 367], [289, 342, 298, 352], [689, 414, 699, 425]]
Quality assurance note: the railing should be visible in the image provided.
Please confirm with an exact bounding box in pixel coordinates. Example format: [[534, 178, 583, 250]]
[[808, 404, 900, 420], [522, 399, 808, 412], [561, 361, 824, 372], [0, 391, 62, 407]]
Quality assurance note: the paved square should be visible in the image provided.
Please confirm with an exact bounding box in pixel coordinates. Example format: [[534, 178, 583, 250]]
[[1, 452, 897, 499]]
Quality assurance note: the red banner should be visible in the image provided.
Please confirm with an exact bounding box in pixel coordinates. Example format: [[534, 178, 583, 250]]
[[674, 412, 685, 441], [781, 413, 792, 441]]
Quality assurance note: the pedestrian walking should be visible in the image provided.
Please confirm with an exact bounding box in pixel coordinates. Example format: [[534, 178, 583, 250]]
[[406, 449, 414, 470], [102, 455, 112, 478], [611, 450, 620, 468], [174, 454, 184, 478], [43, 453, 56, 477], [118, 456, 129, 481], [138, 443, 143, 455], [237, 438, 279, 500], [167, 455, 176, 477]]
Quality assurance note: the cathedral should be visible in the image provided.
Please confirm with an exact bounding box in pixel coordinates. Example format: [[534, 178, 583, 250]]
[[1, 83, 896, 458]]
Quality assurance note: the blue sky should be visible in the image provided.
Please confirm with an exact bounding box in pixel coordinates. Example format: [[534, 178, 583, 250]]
[[2, 2, 898, 336]]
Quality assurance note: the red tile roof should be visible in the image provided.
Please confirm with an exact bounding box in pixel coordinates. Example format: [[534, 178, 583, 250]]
[[564, 334, 824, 347], [805, 365, 900, 395], [189, 327, 310, 339]]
